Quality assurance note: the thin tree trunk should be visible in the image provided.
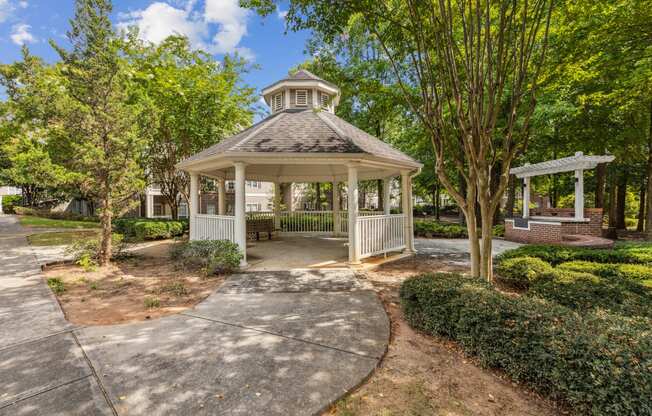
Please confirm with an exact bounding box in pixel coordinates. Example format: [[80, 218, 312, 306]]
[[616, 171, 627, 230], [637, 184, 646, 232], [608, 175, 618, 230], [505, 175, 515, 218], [480, 199, 494, 281], [99, 188, 112, 266], [595, 163, 606, 208], [435, 183, 440, 220], [458, 172, 466, 225]]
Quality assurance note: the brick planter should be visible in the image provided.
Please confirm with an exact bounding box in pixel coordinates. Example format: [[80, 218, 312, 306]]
[[505, 208, 604, 245]]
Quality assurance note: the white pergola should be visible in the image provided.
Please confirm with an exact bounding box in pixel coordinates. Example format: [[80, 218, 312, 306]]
[[510, 151, 615, 220]]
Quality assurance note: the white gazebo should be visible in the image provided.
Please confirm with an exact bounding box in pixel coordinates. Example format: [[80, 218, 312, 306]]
[[176, 70, 422, 266]]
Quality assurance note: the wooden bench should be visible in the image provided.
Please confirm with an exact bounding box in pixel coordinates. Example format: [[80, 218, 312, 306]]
[[247, 218, 275, 240]]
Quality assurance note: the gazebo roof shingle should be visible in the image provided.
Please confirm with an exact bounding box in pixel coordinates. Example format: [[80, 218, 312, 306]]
[[180, 109, 420, 167]]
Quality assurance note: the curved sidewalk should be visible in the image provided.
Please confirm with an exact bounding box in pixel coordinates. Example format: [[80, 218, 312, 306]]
[[0, 216, 389, 415]]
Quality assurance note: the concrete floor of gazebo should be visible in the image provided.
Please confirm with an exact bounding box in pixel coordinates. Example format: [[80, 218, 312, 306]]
[[245, 235, 409, 271]]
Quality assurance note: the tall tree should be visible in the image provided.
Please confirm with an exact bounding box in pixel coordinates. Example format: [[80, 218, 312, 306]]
[[128, 36, 255, 218], [51, 0, 146, 265], [249, 0, 554, 280]]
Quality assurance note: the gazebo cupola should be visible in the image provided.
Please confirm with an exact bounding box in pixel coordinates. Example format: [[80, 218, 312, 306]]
[[261, 69, 341, 114]]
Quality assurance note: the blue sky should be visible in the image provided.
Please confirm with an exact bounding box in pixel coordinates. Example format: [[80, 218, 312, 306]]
[[0, 0, 312, 113]]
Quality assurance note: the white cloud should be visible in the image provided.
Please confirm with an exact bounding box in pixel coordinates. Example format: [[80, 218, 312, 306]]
[[18, 1, 28, 8], [119, 0, 253, 59], [0, 0, 13, 22], [276, 8, 287, 19], [10, 23, 36, 45]]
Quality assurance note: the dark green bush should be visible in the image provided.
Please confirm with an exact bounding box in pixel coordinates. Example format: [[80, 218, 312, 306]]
[[492, 224, 505, 237], [2, 194, 22, 214], [496, 243, 652, 266], [529, 269, 652, 318], [14, 206, 97, 221], [169, 240, 242, 275], [400, 273, 652, 415], [414, 219, 468, 238], [113, 218, 187, 240], [495, 256, 553, 289]]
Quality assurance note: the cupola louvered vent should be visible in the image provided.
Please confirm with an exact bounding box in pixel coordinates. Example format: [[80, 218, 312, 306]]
[[295, 90, 308, 106], [272, 93, 283, 112]]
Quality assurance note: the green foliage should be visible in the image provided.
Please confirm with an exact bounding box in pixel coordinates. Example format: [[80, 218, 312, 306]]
[[15, 206, 98, 222], [76, 253, 98, 272], [492, 224, 505, 237], [400, 273, 652, 415], [27, 230, 98, 246], [113, 218, 187, 241], [529, 269, 652, 318], [413, 220, 467, 238], [495, 256, 554, 289], [557, 261, 652, 283], [169, 240, 242, 275], [19, 215, 99, 229], [143, 296, 160, 309], [161, 281, 189, 296], [65, 234, 125, 262], [1, 195, 22, 214], [496, 243, 652, 266], [47, 277, 65, 294]]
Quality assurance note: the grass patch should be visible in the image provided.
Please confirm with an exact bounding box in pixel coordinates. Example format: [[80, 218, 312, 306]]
[[144, 296, 160, 308], [27, 230, 99, 246], [47, 277, 65, 294], [20, 216, 100, 229]]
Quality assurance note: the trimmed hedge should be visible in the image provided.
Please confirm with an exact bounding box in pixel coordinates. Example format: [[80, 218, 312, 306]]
[[2, 194, 22, 214], [495, 256, 553, 289], [414, 220, 468, 238], [113, 218, 188, 240], [14, 206, 97, 222], [170, 240, 242, 275], [400, 273, 652, 415], [557, 261, 652, 284], [496, 243, 652, 266], [529, 269, 652, 318]]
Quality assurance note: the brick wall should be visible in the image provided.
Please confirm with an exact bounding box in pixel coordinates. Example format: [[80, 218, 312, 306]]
[[505, 220, 562, 244], [505, 208, 604, 244], [560, 208, 603, 237]]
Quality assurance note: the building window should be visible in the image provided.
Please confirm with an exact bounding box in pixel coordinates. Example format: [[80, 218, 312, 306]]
[[178, 202, 188, 218], [295, 89, 308, 106], [272, 92, 283, 112], [246, 181, 261, 189], [246, 203, 261, 212], [227, 181, 234, 190], [320, 93, 329, 109], [153, 203, 163, 216]]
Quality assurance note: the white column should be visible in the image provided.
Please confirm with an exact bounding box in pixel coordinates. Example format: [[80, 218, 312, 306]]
[[189, 173, 199, 240], [383, 177, 391, 215], [0, 195, 3, 214], [522, 177, 531, 218], [332, 181, 341, 236], [234, 162, 247, 267], [217, 179, 226, 215], [347, 165, 360, 263], [144, 191, 153, 218], [401, 171, 415, 253], [273, 182, 282, 230], [575, 169, 584, 220]]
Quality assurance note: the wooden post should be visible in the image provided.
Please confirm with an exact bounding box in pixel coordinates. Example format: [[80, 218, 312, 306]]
[[273, 182, 281, 231], [402, 171, 415, 253], [234, 162, 247, 267], [348, 165, 360, 263]]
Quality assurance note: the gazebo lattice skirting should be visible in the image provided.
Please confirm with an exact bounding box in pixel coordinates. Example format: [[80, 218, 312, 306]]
[[177, 69, 422, 266]]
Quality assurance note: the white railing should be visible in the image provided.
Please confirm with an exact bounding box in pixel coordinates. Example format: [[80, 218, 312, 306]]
[[192, 214, 236, 243], [278, 210, 334, 233], [357, 214, 406, 259]]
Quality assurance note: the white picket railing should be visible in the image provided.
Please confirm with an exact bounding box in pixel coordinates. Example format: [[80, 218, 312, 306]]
[[278, 210, 334, 233], [357, 214, 406, 259], [192, 214, 236, 243]]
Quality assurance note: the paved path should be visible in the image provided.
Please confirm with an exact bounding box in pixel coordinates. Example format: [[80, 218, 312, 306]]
[[414, 237, 522, 267], [0, 216, 388, 416]]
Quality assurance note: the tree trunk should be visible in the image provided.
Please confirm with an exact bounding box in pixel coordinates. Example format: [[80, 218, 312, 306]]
[[608, 174, 618, 229], [435, 183, 441, 220], [505, 175, 515, 218], [99, 190, 112, 266], [479, 198, 494, 281], [637, 184, 646, 232], [458, 172, 466, 225], [463, 199, 481, 279], [616, 171, 627, 230], [491, 163, 502, 225], [595, 163, 606, 208], [377, 179, 383, 212]]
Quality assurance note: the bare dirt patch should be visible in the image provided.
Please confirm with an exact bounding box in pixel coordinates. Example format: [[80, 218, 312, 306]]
[[43, 257, 224, 325], [325, 254, 559, 416]]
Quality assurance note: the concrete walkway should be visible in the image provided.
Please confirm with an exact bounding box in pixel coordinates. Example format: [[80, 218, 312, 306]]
[[0, 216, 389, 416]]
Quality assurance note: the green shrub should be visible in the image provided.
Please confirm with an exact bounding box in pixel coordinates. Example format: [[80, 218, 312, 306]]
[[529, 269, 652, 318], [2, 194, 22, 214], [557, 261, 652, 282], [170, 240, 242, 275], [495, 256, 553, 289], [66, 234, 125, 262], [496, 243, 652, 266], [414, 220, 468, 238], [144, 296, 160, 308], [400, 273, 652, 415], [492, 224, 505, 237], [47, 277, 65, 294], [113, 218, 187, 240], [13, 206, 96, 222]]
